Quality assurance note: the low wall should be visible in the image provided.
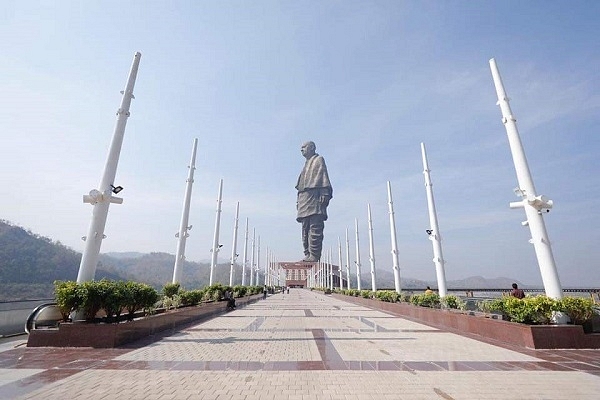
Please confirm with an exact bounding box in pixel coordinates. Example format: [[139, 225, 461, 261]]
[[27, 294, 262, 348], [332, 293, 600, 349]]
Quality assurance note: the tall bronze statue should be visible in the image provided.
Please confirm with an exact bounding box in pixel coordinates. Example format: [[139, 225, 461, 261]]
[[296, 141, 332, 262]]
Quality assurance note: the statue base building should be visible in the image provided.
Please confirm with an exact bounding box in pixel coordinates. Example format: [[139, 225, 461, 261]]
[[279, 261, 347, 288]]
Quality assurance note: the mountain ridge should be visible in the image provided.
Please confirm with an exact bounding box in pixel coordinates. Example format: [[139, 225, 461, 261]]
[[1, 220, 528, 300]]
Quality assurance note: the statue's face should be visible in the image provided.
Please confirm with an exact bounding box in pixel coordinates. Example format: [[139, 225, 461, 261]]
[[301, 142, 315, 158]]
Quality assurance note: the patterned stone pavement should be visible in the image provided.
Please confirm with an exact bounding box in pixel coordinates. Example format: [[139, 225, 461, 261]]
[[1, 289, 599, 399]]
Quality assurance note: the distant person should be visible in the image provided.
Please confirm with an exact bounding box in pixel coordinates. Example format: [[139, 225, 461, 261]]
[[263, 285, 268, 299], [425, 286, 433, 295], [510, 283, 525, 299]]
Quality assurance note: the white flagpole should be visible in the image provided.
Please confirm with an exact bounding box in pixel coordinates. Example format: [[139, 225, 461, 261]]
[[256, 236, 261, 285], [77, 52, 141, 283], [209, 179, 223, 285], [172, 138, 198, 284], [387, 181, 401, 294], [250, 228, 256, 286], [241, 218, 248, 286], [489, 58, 563, 299], [229, 201, 240, 286], [355, 218, 362, 291], [338, 237, 343, 290], [345, 227, 351, 289], [421, 143, 447, 297], [367, 204, 377, 292]]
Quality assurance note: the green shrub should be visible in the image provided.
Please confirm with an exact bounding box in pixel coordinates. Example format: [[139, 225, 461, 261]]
[[203, 283, 226, 302], [399, 293, 410, 303], [162, 282, 181, 298], [479, 297, 505, 314], [375, 290, 400, 303], [480, 295, 558, 325], [180, 289, 204, 306], [54, 280, 82, 321], [410, 292, 441, 308], [138, 284, 160, 314], [100, 280, 126, 321], [557, 296, 595, 325], [441, 295, 465, 310], [123, 282, 159, 319], [78, 280, 106, 320], [233, 285, 247, 298]]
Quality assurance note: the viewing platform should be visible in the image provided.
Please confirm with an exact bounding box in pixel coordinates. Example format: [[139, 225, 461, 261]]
[[1, 289, 599, 399]]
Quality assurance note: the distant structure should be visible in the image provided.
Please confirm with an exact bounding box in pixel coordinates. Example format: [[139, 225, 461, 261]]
[[279, 261, 346, 288]]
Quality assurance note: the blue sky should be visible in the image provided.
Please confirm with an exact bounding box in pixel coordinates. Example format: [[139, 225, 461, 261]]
[[1, 1, 599, 287]]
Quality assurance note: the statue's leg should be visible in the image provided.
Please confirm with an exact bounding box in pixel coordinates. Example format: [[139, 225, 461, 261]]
[[301, 218, 310, 257], [308, 215, 325, 261]]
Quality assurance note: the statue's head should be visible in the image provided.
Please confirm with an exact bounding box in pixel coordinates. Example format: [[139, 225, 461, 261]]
[[301, 141, 316, 159]]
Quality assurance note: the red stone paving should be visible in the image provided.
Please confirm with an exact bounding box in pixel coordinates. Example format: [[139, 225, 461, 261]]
[[1, 290, 600, 399]]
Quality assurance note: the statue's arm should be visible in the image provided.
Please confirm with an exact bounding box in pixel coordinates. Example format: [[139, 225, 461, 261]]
[[319, 188, 332, 207]]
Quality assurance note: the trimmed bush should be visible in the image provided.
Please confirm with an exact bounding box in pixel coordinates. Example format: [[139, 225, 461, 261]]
[[54, 280, 83, 322], [410, 292, 441, 308], [441, 294, 465, 310], [375, 290, 400, 303], [162, 282, 181, 298], [180, 289, 205, 306], [557, 296, 595, 325]]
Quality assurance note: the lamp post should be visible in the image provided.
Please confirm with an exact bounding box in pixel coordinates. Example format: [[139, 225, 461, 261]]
[[387, 181, 402, 294], [367, 204, 377, 292], [355, 218, 362, 291], [489, 58, 563, 300], [345, 227, 351, 290], [172, 138, 198, 284], [338, 237, 343, 290], [229, 202, 240, 286], [250, 228, 256, 286], [256, 236, 261, 285], [241, 218, 249, 286], [209, 179, 223, 286], [421, 143, 447, 297], [77, 52, 141, 284], [329, 247, 334, 291]]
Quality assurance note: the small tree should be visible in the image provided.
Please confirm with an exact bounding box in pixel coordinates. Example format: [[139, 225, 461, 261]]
[[54, 280, 82, 321], [101, 280, 126, 322], [79, 280, 107, 320], [162, 282, 181, 298]]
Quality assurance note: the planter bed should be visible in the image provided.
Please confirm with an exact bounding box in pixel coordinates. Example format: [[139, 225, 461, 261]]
[[332, 293, 600, 349], [27, 294, 262, 348]]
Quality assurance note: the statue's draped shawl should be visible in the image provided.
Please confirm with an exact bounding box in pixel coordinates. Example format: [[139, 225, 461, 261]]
[[296, 154, 332, 221], [295, 154, 332, 192]]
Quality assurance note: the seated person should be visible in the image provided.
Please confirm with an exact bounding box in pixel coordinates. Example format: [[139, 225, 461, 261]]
[[224, 289, 236, 309]]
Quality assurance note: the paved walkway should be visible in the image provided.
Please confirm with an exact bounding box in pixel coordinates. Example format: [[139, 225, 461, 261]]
[[1, 289, 599, 399]]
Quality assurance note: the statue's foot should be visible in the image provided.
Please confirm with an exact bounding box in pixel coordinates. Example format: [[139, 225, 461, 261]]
[[303, 255, 319, 262]]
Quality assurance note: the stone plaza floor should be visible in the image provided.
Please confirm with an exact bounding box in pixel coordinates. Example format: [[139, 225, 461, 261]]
[[1, 289, 599, 399]]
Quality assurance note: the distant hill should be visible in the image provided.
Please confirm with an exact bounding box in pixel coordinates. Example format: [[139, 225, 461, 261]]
[[103, 252, 146, 259], [0, 220, 125, 300], [0, 219, 526, 300]]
